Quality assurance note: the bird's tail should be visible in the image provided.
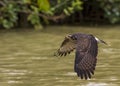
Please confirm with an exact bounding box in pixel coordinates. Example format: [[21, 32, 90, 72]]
[[95, 37, 107, 45]]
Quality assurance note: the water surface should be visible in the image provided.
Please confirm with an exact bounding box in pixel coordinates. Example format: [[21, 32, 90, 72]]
[[0, 26, 120, 86]]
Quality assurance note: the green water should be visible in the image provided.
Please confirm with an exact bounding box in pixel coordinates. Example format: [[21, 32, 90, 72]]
[[0, 26, 120, 86]]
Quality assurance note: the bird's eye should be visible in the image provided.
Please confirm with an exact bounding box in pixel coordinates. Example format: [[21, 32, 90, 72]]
[[71, 36, 77, 40]]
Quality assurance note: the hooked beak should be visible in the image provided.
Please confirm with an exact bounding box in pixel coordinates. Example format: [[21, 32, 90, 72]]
[[65, 35, 72, 40]]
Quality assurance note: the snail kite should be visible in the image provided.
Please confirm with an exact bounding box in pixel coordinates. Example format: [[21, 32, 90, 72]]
[[56, 33, 107, 80]]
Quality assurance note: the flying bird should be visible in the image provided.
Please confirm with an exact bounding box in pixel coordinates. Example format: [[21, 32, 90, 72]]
[[56, 33, 107, 80]]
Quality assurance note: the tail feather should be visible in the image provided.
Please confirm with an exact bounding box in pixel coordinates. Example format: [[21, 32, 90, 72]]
[[95, 37, 107, 45]]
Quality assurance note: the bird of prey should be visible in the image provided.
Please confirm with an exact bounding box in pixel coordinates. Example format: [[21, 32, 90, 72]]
[[56, 33, 107, 80]]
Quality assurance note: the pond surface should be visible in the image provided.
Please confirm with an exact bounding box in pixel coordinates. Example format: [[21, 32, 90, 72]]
[[0, 26, 120, 86]]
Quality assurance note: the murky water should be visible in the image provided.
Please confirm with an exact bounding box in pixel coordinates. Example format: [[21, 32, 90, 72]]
[[0, 26, 120, 86]]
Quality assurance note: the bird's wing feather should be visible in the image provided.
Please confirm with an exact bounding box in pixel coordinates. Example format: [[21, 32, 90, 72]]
[[57, 37, 77, 56], [74, 35, 98, 79]]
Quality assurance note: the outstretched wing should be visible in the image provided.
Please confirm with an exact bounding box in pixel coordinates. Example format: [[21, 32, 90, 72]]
[[57, 37, 77, 56], [74, 35, 98, 79]]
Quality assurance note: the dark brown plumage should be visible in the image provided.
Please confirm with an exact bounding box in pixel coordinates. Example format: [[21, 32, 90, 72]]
[[56, 33, 107, 80]]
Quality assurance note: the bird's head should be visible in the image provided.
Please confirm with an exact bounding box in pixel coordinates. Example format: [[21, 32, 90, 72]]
[[65, 34, 77, 41]]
